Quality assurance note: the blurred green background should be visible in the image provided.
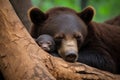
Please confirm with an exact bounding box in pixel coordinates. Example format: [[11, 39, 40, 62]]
[[31, 0, 120, 22]]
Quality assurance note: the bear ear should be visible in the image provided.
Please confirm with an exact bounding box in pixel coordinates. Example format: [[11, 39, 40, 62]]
[[28, 7, 47, 24], [77, 6, 95, 24]]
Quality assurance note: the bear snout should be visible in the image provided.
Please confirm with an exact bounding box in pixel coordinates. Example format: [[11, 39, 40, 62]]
[[58, 39, 78, 62], [65, 50, 78, 62], [41, 44, 50, 51]]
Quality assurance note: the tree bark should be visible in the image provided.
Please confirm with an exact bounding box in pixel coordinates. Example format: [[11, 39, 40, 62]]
[[9, 0, 33, 31], [0, 0, 120, 80], [0, 0, 55, 80]]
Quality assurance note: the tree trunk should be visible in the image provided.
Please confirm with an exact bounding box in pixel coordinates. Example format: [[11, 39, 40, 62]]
[[0, 0, 55, 80], [0, 0, 120, 80], [9, 0, 33, 31]]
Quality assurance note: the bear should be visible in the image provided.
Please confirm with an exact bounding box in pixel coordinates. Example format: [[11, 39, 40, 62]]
[[35, 34, 59, 57], [29, 6, 120, 74], [105, 15, 120, 26], [36, 34, 55, 52], [0, 72, 4, 80]]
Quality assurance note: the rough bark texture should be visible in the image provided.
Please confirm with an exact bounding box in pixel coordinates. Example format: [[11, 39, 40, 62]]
[[9, 0, 33, 31], [0, 0, 55, 80], [0, 0, 120, 80]]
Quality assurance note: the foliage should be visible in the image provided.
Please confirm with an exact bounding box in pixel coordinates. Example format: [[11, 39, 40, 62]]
[[88, 0, 120, 22], [31, 0, 120, 22]]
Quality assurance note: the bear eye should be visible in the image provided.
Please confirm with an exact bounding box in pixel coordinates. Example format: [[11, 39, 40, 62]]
[[55, 36, 64, 39], [37, 41, 43, 46], [74, 34, 81, 40], [76, 35, 81, 39], [54, 34, 64, 40], [47, 41, 52, 45]]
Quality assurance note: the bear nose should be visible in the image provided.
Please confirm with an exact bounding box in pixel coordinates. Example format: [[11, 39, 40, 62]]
[[41, 44, 50, 51], [65, 50, 78, 62], [42, 46, 50, 51]]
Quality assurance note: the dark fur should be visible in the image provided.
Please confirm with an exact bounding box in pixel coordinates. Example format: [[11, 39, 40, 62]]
[[36, 34, 59, 57], [29, 7, 120, 74], [0, 71, 4, 80], [105, 15, 120, 26], [78, 49, 116, 73], [36, 34, 55, 52], [79, 21, 120, 73]]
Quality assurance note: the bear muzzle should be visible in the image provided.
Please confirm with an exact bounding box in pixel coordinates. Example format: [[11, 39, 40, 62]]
[[41, 43, 50, 52], [58, 39, 78, 62], [65, 50, 78, 62]]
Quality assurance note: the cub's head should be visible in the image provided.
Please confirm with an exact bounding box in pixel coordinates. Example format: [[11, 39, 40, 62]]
[[36, 34, 55, 52]]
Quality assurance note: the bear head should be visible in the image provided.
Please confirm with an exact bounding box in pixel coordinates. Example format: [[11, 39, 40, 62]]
[[29, 6, 95, 62]]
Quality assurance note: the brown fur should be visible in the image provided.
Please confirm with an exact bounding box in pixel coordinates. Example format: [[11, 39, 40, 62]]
[[105, 15, 120, 26], [29, 6, 120, 74], [87, 22, 120, 70]]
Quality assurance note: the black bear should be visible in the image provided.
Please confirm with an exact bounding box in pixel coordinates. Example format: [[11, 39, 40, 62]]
[[105, 15, 120, 26], [29, 6, 120, 74], [36, 34, 55, 52], [36, 34, 59, 57]]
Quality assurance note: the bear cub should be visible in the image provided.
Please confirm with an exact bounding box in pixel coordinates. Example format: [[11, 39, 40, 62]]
[[36, 34, 55, 53]]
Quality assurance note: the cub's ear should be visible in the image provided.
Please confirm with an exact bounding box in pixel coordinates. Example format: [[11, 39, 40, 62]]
[[77, 6, 95, 24], [28, 7, 47, 24]]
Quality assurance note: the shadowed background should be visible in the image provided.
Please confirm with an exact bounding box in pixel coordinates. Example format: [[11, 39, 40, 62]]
[[31, 0, 120, 22]]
